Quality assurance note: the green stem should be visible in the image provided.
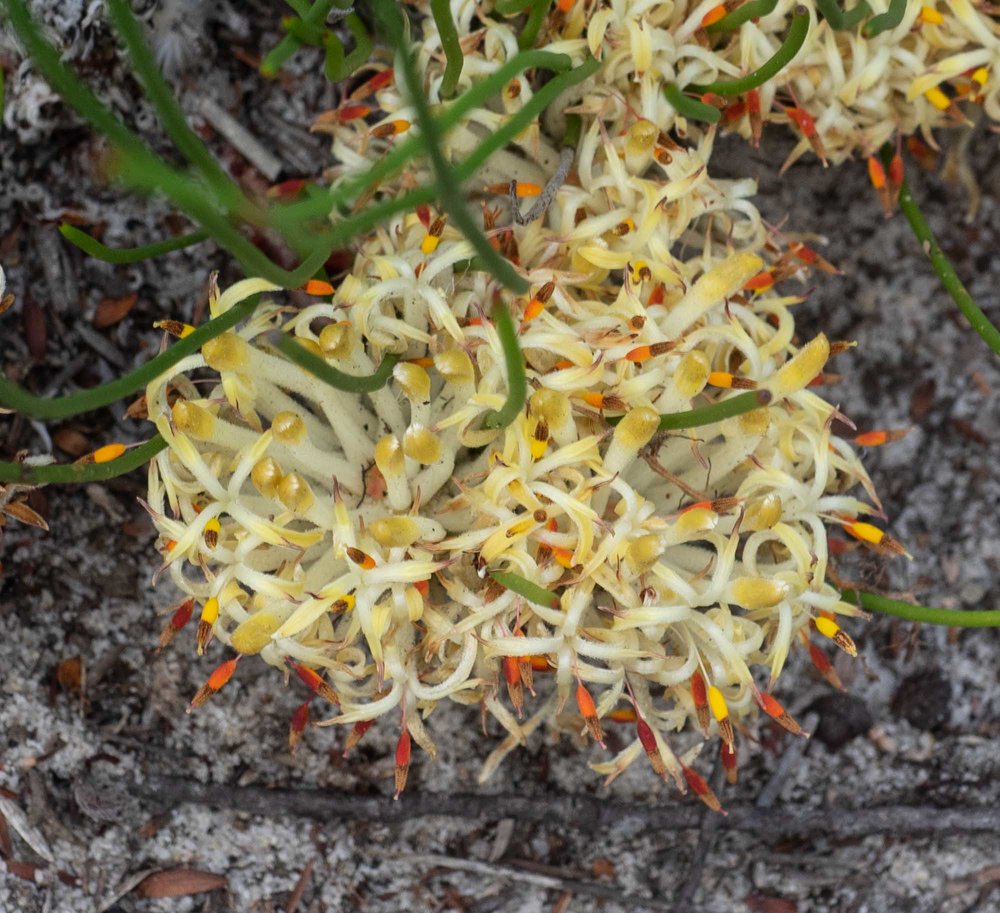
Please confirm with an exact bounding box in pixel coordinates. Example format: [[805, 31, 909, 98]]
[[268, 50, 573, 231], [840, 589, 1000, 628], [59, 224, 208, 264], [862, 0, 905, 37], [607, 390, 771, 431], [482, 303, 527, 429], [105, 0, 250, 217], [341, 14, 373, 74], [890, 156, 1000, 359], [663, 83, 722, 124], [689, 5, 809, 96], [431, 0, 463, 98], [705, 0, 779, 33], [3, 0, 325, 286], [0, 295, 261, 420], [489, 570, 560, 609], [814, 0, 871, 29], [0, 435, 168, 484], [518, 0, 551, 50], [376, 1, 529, 294], [261, 0, 339, 77], [267, 334, 400, 393]]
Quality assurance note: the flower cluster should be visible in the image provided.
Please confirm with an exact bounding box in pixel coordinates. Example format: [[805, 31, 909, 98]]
[[140, 0, 942, 803]]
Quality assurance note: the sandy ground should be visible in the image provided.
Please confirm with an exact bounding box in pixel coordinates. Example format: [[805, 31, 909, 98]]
[[2, 4, 1000, 912]]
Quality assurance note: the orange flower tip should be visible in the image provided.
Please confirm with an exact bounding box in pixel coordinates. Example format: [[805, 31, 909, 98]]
[[154, 319, 195, 338], [575, 683, 606, 747], [699, 92, 727, 109], [369, 119, 410, 138], [700, 4, 727, 27], [608, 707, 637, 724], [889, 153, 904, 188], [707, 371, 757, 390], [918, 4, 944, 24], [625, 340, 675, 363], [556, 0, 574, 11], [415, 204, 432, 228], [853, 428, 910, 447], [80, 442, 128, 465], [343, 718, 375, 757], [867, 156, 887, 190], [720, 741, 738, 784], [346, 546, 376, 570], [743, 271, 774, 293], [336, 103, 372, 122], [682, 766, 725, 814], [394, 730, 412, 799], [301, 279, 335, 296]]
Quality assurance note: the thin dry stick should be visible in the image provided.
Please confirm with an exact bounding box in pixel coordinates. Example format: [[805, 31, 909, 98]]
[[137, 777, 1000, 838], [511, 146, 575, 226]]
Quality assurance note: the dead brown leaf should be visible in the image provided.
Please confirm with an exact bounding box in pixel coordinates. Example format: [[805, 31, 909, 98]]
[[93, 292, 138, 329], [3, 498, 49, 531], [136, 868, 228, 898], [745, 894, 797, 913], [22, 295, 46, 359], [53, 428, 91, 458]]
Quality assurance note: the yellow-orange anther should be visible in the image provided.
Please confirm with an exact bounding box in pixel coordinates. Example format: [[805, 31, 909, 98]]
[[346, 546, 377, 570], [707, 371, 757, 390], [770, 333, 830, 396], [757, 691, 805, 737], [203, 517, 221, 549], [529, 420, 549, 460], [291, 660, 340, 703], [721, 740, 738, 784], [271, 411, 307, 444], [683, 766, 725, 814], [154, 319, 195, 338], [814, 616, 858, 656], [707, 685, 728, 722], [91, 443, 127, 464], [289, 702, 310, 753], [394, 729, 412, 799], [625, 341, 675, 363], [853, 428, 909, 447], [403, 425, 442, 464], [743, 271, 774, 293], [924, 86, 951, 110], [188, 657, 238, 710], [172, 399, 215, 440], [421, 215, 447, 254], [251, 457, 283, 498], [277, 472, 314, 514], [231, 611, 281, 655], [370, 118, 410, 138], [370, 516, 422, 548], [576, 682, 605, 747], [302, 279, 334, 296], [708, 685, 735, 748], [700, 3, 727, 27], [613, 217, 635, 236], [918, 4, 943, 24], [867, 156, 887, 190], [551, 546, 575, 569], [486, 181, 542, 197], [318, 322, 354, 358], [202, 332, 249, 372], [196, 597, 219, 655], [727, 577, 790, 610], [673, 350, 710, 397], [842, 519, 885, 546], [629, 261, 652, 282], [691, 671, 709, 734], [972, 67, 989, 90]]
